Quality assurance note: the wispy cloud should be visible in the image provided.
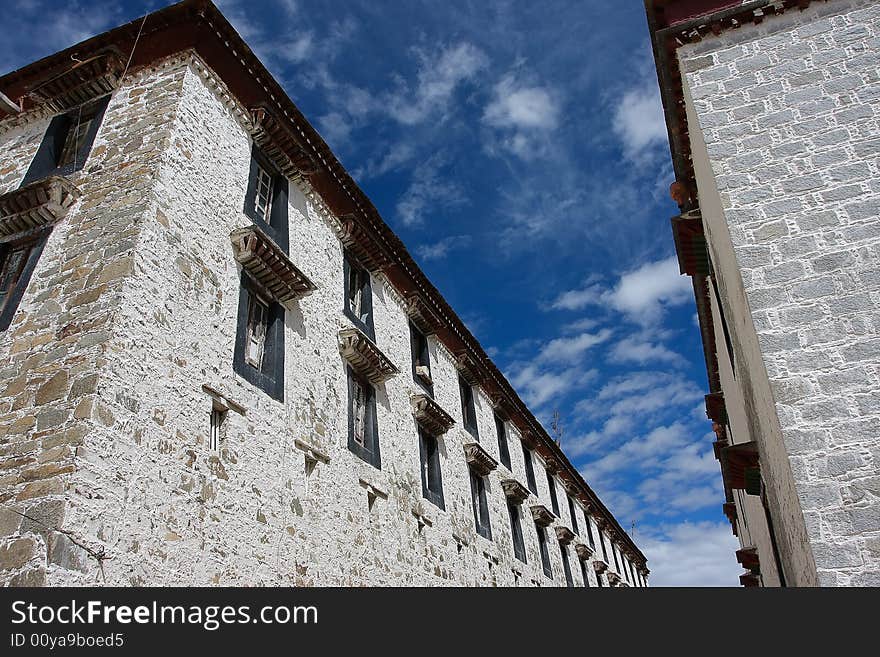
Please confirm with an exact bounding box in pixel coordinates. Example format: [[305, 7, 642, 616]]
[[415, 234, 472, 261], [387, 42, 488, 126], [536, 329, 612, 364], [611, 74, 668, 163], [395, 154, 468, 226], [551, 256, 691, 323], [608, 335, 684, 366], [483, 72, 559, 159]]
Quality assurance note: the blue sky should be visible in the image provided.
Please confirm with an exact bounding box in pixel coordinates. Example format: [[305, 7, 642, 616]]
[[2, 0, 742, 586]]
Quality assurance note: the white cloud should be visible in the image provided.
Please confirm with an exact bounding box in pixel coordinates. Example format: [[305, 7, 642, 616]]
[[639, 521, 742, 587], [483, 73, 559, 159], [388, 42, 488, 125], [550, 283, 604, 311], [484, 75, 559, 130], [536, 329, 612, 364], [612, 81, 668, 162], [561, 317, 600, 333], [608, 335, 684, 366], [415, 235, 472, 261], [607, 256, 692, 321], [509, 365, 596, 409]]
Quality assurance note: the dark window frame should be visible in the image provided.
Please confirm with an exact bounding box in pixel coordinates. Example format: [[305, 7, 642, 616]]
[[585, 513, 596, 549], [21, 95, 111, 186], [459, 375, 479, 439], [343, 253, 375, 342], [507, 500, 527, 564], [560, 542, 574, 587], [409, 322, 433, 396], [418, 427, 444, 510], [232, 274, 285, 401], [495, 413, 511, 470], [579, 558, 591, 587], [523, 443, 537, 495], [346, 366, 381, 469], [0, 227, 51, 332], [243, 145, 289, 252], [469, 467, 492, 540], [536, 523, 552, 579], [547, 469, 560, 516], [568, 496, 580, 535]]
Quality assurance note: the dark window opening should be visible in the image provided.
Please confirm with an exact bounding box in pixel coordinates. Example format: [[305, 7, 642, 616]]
[[709, 264, 736, 376], [547, 470, 560, 516], [233, 276, 284, 401], [612, 542, 621, 574], [568, 497, 580, 535], [347, 367, 380, 468], [560, 543, 574, 587], [579, 558, 591, 587], [22, 95, 111, 185], [596, 572, 604, 587], [508, 501, 526, 564], [419, 428, 444, 510], [410, 322, 433, 395], [243, 145, 289, 251], [495, 414, 511, 470], [586, 514, 596, 549], [523, 444, 537, 495], [343, 254, 374, 341], [0, 228, 50, 331], [459, 375, 479, 439], [600, 530, 609, 564], [536, 523, 552, 579], [469, 467, 492, 540]]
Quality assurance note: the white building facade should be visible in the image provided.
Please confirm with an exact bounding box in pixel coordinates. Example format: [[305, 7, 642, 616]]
[[0, 0, 647, 587]]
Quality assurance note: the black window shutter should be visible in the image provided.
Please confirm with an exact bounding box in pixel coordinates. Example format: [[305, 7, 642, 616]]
[[0, 228, 52, 331], [21, 95, 110, 186], [232, 276, 284, 401]]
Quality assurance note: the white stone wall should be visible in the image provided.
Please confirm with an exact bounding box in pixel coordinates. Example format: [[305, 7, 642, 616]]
[[678, 0, 880, 586], [0, 54, 638, 587]]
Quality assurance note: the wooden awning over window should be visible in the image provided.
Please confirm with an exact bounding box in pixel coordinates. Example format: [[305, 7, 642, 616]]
[[337, 327, 399, 385], [739, 572, 760, 588], [530, 504, 554, 528], [575, 543, 594, 561], [464, 442, 498, 476], [705, 391, 726, 424], [410, 393, 455, 436], [723, 502, 738, 536], [338, 215, 395, 273], [501, 478, 530, 504], [555, 525, 575, 546], [27, 49, 123, 112], [250, 106, 317, 180], [0, 176, 80, 236], [722, 442, 761, 495], [455, 349, 485, 386], [606, 571, 622, 586], [593, 559, 608, 574], [404, 292, 444, 336], [231, 226, 316, 308], [671, 210, 709, 276]]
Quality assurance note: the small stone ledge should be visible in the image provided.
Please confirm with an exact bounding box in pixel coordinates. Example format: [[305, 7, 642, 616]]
[[410, 394, 455, 435], [530, 504, 554, 528], [358, 477, 388, 509], [454, 350, 484, 386], [411, 503, 434, 532], [0, 176, 81, 237], [338, 327, 399, 385], [501, 478, 530, 504], [201, 384, 246, 415], [293, 438, 330, 465], [555, 525, 575, 546], [452, 532, 469, 551], [593, 559, 608, 574], [231, 226, 316, 308], [606, 571, 622, 586], [575, 543, 594, 561], [463, 442, 498, 476]]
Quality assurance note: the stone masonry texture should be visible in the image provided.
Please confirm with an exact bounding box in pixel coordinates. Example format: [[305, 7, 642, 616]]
[[0, 51, 644, 587], [679, 0, 880, 586]]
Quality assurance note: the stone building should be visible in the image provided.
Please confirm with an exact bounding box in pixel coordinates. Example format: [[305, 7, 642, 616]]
[[645, 0, 879, 586], [0, 0, 647, 587]]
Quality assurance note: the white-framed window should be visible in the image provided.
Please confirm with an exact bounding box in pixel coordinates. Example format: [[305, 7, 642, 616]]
[[254, 164, 274, 223], [245, 293, 268, 368], [209, 407, 226, 452]]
